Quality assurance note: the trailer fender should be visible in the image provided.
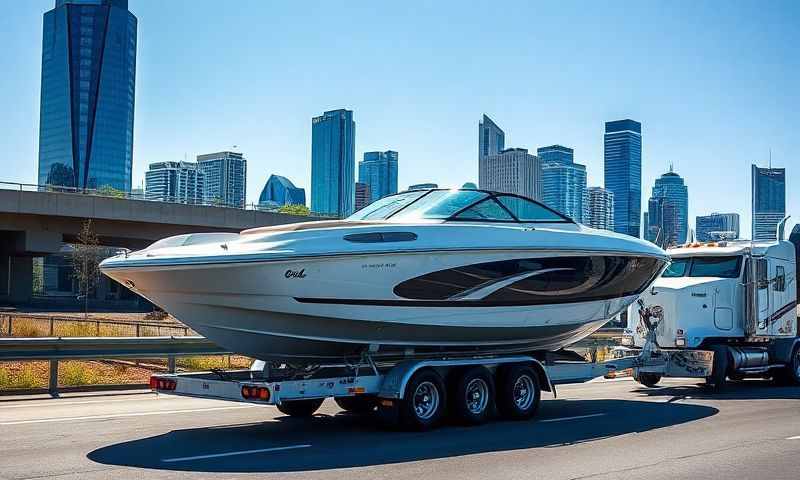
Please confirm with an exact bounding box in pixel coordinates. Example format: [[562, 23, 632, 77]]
[[769, 338, 800, 364]]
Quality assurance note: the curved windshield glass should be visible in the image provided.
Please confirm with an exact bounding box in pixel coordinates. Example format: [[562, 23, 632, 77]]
[[496, 195, 568, 222], [348, 190, 426, 220], [454, 198, 514, 221], [390, 190, 488, 220], [662, 258, 689, 277]]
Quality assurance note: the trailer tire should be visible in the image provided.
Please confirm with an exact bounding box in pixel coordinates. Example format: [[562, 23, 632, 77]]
[[705, 345, 729, 392], [276, 398, 324, 417], [634, 372, 662, 388], [334, 395, 377, 414], [496, 365, 541, 420], [399, 369, 446, 431], [451, 366, 495, 425]]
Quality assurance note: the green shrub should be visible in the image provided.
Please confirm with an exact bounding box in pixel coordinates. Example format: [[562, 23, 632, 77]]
[[60, 361, 100, 386]]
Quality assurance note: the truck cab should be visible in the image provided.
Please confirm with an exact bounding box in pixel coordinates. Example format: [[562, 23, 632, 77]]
[[624, 237, 800, 389]]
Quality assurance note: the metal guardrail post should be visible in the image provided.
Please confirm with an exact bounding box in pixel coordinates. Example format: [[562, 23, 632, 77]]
[[168, 356, 176, 373], [49, 360, 59, 398], [49, 317, 55, 336], [7, 316, 12, 336]]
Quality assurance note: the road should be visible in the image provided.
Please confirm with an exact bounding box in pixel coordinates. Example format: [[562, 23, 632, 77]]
[[0, 378, 798, 479]]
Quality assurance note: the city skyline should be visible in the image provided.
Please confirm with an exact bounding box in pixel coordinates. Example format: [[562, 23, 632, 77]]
[[2, 1, 798, 232]]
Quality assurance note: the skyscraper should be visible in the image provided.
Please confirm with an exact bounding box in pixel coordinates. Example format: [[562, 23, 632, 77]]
[[645, 167, 689, 246], [751, 165, 786, 241], [604, 119, 642, 237], [145, 161, 204, 204], [479, 148, 542, 200], [358, 150, 398, 203], [38, 0, 137, 192], [479, 114, 505, 161], [696, 213, 740, 242], [584, 187, 614, 231], [539, 145, 586, 222], [197, 151, 247, 208], [311, 109, 355, 217], [354, 182, 371, 212], [257, 174, 305, 209], [408, 183, 438, 190]]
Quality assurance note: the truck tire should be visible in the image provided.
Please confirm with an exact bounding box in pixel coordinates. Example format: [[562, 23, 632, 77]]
[[451, 366, 495, 425], [634, 372, 662, 388], [399, 369, 446, 431], [496, 364, 541, 420], [705, 345, 730, 392], [334, 395, 377, 414], [276, 398, 324, 417], [774, 344, 800, 386]]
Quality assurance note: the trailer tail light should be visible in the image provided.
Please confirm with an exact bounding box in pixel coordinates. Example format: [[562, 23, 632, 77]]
[[241, 385, 270, 402], [150, 376, 176, 391], [348, 386, 366, 395]]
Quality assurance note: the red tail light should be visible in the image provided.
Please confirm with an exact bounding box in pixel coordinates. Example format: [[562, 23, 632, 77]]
[[241, 385, 270, 401], [150, 377, 176, 391]]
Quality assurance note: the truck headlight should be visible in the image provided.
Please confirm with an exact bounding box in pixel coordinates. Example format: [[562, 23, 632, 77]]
[[621, 335, 634, 346]]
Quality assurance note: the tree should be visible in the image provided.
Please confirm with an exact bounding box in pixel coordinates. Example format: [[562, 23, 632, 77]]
[[97, 185, 126, 198], [71, 219, 102, 318], [278, 204, 310, 216]]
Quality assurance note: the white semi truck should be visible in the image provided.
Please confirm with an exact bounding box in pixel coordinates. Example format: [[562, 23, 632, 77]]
[[624, 222, 800, 390]]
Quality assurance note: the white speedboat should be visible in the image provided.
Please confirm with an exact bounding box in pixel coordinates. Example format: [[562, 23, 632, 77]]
[[100, 189, 668, 361]]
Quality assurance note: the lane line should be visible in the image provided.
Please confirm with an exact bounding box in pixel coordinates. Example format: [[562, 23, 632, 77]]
[[540, 413, 606, 423], [787, 436, 800, 440], [0, 404, 256, 426], [0, 395, 166, 409], [162, 444, 311, 463]]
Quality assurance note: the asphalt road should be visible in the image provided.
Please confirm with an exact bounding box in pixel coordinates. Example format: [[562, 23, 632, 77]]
[[1, 378, 798, 479]]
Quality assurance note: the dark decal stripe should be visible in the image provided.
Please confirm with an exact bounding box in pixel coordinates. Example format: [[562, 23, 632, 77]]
[[294, 291, 638, 308], [766, 301, 798, 325]]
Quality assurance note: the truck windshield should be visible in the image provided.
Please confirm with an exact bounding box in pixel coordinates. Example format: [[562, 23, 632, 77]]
[[662, 256, 742, 278]]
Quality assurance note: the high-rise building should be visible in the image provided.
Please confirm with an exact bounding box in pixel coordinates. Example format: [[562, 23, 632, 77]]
[[539, 145, 586, 222], [311, 109, 355, 217], [604, 119, 642, 237], [696, 213, 740, 242], [38, 0, 137, 192], [358, 150, 398, 203], [479, 148, 542, 200], [479, 114, 505, 161], [145, 161, 205, 204], [583, 187, 614, 231], [751, 165, 786, 241], [257, 174, 305, 209], [354, 182, 371, 212], [645, 167, 689, 246], [537, 145, 574, 165], [408, 183, 438, 190], [197, 151, 247, 208]]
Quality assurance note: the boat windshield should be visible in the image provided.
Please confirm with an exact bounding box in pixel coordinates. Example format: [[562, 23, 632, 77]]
[[347, 189, 573, 223]]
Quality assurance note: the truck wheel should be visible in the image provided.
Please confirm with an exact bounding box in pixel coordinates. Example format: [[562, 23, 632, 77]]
[[774, 344, 800, 386], [399, 369, 446, 431], [705, 345, 729, 392], [276, 398, 324, 417], [334, 395, 377, 414], [634, 372, 662, 388], [451, 366, 495, 425], [496, 365, 541, 420]]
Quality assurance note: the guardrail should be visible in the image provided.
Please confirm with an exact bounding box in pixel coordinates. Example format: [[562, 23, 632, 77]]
[[0, 336, 230, 397], [0, 313, 194, 338]]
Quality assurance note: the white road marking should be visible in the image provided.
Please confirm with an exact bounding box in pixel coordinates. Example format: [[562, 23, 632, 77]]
[[540, 413, 606, 423], [162, 444, 311, 463], [787, 435, 800, 440], [0, 395, 163, 409], [0, 404, 256, 426]]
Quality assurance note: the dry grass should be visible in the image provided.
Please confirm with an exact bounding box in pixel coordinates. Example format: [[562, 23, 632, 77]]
[[0, 360, 155, 391], [0, 316, 193, 338], [0, 364, 46, 389], [176, 355, 251, 371]]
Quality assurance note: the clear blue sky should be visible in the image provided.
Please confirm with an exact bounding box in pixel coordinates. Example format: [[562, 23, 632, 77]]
[[1, 1, 798, 235]]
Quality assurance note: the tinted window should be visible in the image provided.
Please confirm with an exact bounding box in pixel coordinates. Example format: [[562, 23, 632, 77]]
[[689, 256, 742, 278], [348, 190, 426, 220], [390, 190, 487, 220], [453, 198, 514, 221], [662, 258, 689, 277], [496, 195, 567, 222]]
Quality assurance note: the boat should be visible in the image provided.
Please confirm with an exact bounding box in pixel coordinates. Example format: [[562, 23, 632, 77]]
[[100, 188, 669, 361]]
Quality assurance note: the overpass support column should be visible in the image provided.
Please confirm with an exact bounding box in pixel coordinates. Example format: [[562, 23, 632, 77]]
[[8, 256, 33, 304]]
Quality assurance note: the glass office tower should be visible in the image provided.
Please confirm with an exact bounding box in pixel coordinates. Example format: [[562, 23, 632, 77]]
[[311, 109, 355, 217], [539, 145, 586, 222], [603, 119, 642, 237], [358, 150, 398, 203], [258, 174, 306, 208], [645, 167, 689, 246], [751, 165, 786, 241], [537, 145, 574, 165], [479, 114, 505, 161], [38, 0, 137, 191], [696, 213, 740, 242]]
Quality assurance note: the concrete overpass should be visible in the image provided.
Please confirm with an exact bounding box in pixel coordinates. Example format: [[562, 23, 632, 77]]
[[0, 187, 323, 303]]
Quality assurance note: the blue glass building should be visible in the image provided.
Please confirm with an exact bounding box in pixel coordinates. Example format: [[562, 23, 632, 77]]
[[537, 145, 574, 165], [258, 174, 306, 209], [604, 119, 642, 237], [358, 150, 398, 203], [479, 114, 505, 161], [751, 165, 786, 241], [645, 167, 688, 246], [38, 0, 137, 191], [311, 109, 355, 217], [197, 151, 247, 208], [696, 213, 740, 242], [539, 145, 586, 222]]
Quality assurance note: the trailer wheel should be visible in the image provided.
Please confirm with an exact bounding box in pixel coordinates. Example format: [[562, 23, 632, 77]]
[[496, 365, 541, 420], [334, 395, 377, 414], [634, 372, 662, 388], [451, 366, 495, 425], [705, 345, 729, 392], [399, 369, 446, 431], [276, 398, 324, 417]]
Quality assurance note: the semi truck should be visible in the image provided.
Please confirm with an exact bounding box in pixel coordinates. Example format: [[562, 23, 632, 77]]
[[624, 220, 800, 390]]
